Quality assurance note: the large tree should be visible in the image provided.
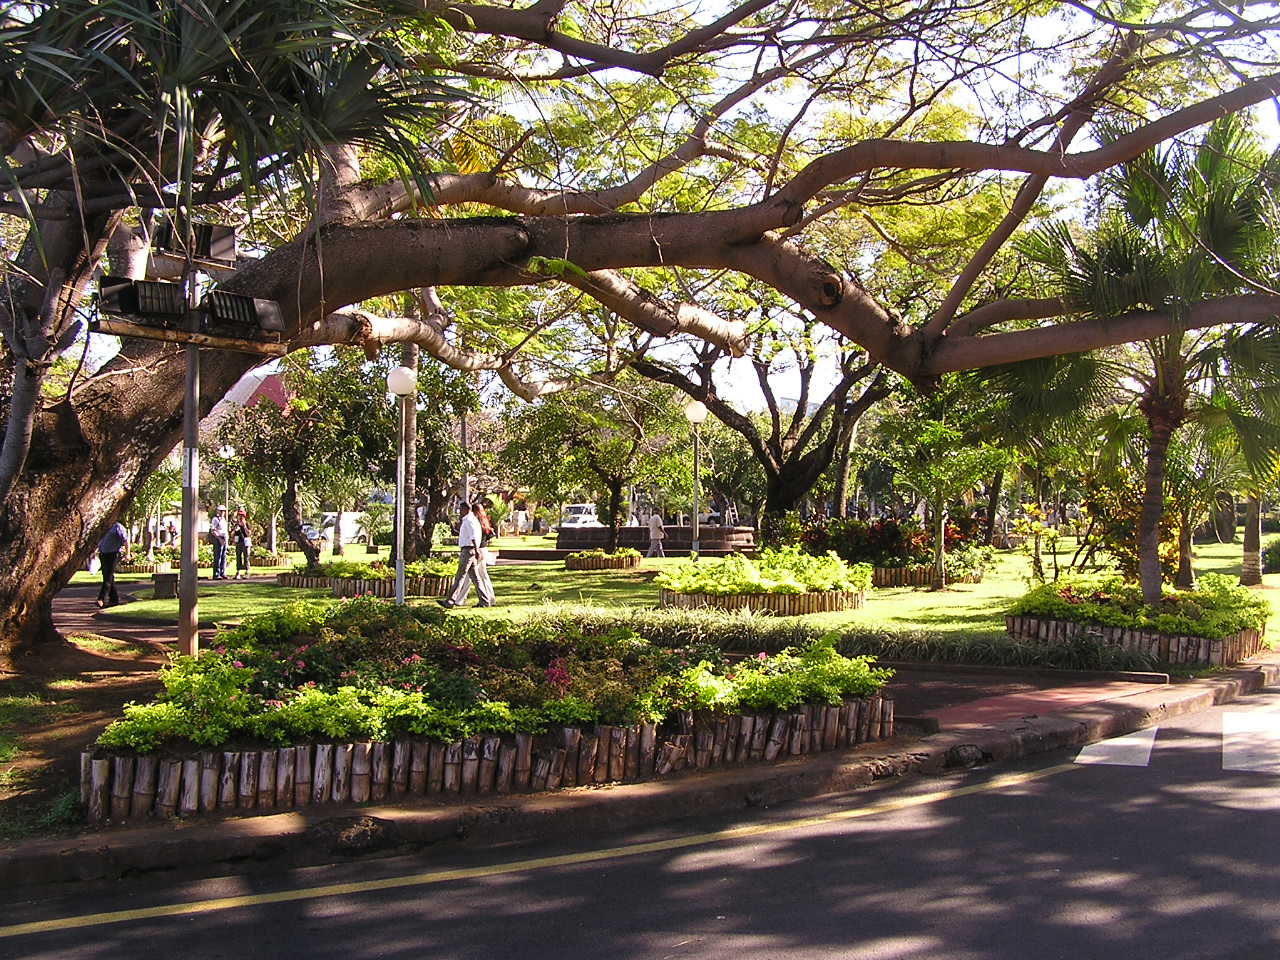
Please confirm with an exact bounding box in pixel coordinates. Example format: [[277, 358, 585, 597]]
[[6, 2, 1280, 660]]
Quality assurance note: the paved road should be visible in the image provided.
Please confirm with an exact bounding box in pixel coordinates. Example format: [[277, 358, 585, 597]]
[[4, 688, 1279, 960]]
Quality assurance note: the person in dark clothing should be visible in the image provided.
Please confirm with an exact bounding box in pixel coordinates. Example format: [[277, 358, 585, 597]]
[[96, 521, 129, 608], [232, 508, 252, 579]]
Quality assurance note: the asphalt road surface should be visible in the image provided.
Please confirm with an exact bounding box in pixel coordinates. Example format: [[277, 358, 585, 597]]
[[4, 687, 1279, 960]]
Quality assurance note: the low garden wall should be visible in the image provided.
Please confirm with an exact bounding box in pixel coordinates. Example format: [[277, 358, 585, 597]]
[[275, 573, 452, 598], [872, 566, 983, 588], [659, 588, 865, 615], [565, 554, 642, 571], [1005, 615, 1267, 666], [81, 694, 895, 822]]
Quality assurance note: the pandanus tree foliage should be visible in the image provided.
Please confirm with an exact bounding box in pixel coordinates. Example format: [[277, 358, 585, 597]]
[[1020, 115, 1280, 604]]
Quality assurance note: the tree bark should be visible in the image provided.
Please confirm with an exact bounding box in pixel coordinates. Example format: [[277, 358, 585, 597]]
[[983, 468, 1004, 546], [1240, 495, 1262, 586], [401, 342, 423, 560], [1175, 507, 1195, 589], [332, 508, 345, 557], [931, 494, 948, 590], [282, 475, 320, 570], [605, 479, 624, 553], [1137, 384, 1185, 605]]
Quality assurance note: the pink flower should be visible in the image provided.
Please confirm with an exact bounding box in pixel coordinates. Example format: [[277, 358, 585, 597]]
[[295, 660, 306, 668], [757, 652, 768, 661], [233, 660, 244, 668]]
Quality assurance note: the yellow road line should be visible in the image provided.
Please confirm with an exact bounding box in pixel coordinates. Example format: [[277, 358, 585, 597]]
[[0, 762, 1080, 940]]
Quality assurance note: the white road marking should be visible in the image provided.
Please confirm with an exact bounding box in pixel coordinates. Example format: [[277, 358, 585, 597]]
[[1074, 728, 1158, 767], [1223, 713, 1280, 774]]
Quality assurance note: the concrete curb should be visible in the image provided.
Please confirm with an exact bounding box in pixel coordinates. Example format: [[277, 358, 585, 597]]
[[5, 658, 1276, 888]]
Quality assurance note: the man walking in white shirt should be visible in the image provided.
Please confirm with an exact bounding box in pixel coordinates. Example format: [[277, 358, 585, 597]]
[[440, 502, 496, 608]]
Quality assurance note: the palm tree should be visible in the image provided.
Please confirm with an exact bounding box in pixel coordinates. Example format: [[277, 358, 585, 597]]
[[1021, 115, 1280, 603]]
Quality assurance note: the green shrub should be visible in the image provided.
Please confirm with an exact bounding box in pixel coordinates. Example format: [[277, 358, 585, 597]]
[[565, 548, 642, 560], [1007, 573, 1269, 641], [295, 558, 454, 579], [654, 546, 872, 596], [92, 598, 893, 753], [1263, 537, 1280, 574]]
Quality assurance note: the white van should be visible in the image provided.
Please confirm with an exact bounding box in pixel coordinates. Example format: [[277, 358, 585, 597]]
[[558, 504, 603, 528]]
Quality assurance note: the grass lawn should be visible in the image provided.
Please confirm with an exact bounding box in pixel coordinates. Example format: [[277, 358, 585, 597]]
[[95, 535, 1280, 640]]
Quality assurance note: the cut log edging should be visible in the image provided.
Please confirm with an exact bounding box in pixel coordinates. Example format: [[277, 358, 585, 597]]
[[658, 587, 865, 615], [564, 554, 642, 571], [1005, 614, 1267, 666], [275, 573, 451, 598], [116, 562, 172, 575], [80, 694, 894, 823], [872, 565, 984, 588]]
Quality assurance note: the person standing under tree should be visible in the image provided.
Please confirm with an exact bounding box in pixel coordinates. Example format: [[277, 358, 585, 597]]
[[209, 505, 229, 579], [440, 502, 496, 608], [647, 510, 666, 557], [96, 520, 129, 608], [232, 508, 252, 579]]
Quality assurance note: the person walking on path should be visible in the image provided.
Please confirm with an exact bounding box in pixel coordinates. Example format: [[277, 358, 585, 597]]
[[209, 506, 229, 579], [440, 502, 496, 608], [95, 520, 129, 608], [647, 510, 666, 557], [232, 508, 252, 579], [472, 501, 498, 598]]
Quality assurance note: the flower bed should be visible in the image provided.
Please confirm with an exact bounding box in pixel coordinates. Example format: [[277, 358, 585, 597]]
[[83, 599, 893, 821], [1004, 615, 1265, 666], [82, 694, 896, 821], [872, 566, 984, 588], [1006, 574, 1271, 665], [279, 558, 456, 596], [276, 573, 453, 598], [655, 546, 871, 616], [659, 588, 865, 614], [565, 548, 642, 571], [117, 561, 172, 575]]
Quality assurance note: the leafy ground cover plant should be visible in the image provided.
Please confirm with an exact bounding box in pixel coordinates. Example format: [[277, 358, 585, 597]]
[[294, 558, 455, 580], [566, 548, 642, 560], [95, 598, 893, 753], [1007, 574, 1269, 640], [654, 546, 872, 596]]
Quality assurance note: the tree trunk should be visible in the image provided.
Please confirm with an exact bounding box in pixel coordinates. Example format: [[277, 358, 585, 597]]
[[983, 468, 1004, 546], [332, 508, 344, 557], [268, 510, 279, 554], [1174, 507, 1195, 589], [606, 480, 624, 553], [931, 495, 947, 590], [1137, 390, 1183, 605], [1240, 495, 1262, 586], [1212, 493, 1237, 543], [401, 342, 423, 560], [833, 429, 855, 518], [282, 476, 320, 570], [0, 343, 259, 666]]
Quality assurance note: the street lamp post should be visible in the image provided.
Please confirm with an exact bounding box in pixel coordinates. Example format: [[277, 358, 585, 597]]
[[218, 444, 235, 510], [683, 400, 708, 558], [386, 366, 417, 605]]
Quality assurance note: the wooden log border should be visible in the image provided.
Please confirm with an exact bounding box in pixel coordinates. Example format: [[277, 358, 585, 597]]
[[275, 573, 452, 598], [658, 588, 866, 615], [80, 694, 895, 823], [564, 554, 643, 571], [872, 566, 985, 588], [116, 562, 173, 575], [1005, 614, 1267, 666]]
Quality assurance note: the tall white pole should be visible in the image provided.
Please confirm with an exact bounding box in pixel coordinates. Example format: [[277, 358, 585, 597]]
[[691, 423, 701, 558], [395, 393, 407, 605], [178, 351, 200, 654]]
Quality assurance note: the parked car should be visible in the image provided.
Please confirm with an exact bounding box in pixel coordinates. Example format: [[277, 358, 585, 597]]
[[558, 504, 604, 529]]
